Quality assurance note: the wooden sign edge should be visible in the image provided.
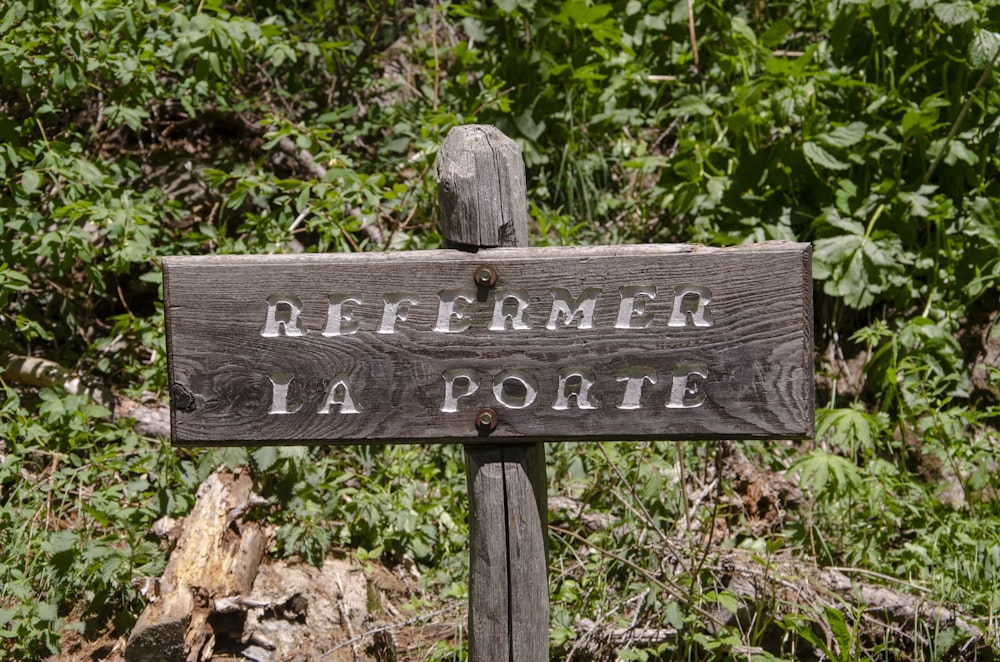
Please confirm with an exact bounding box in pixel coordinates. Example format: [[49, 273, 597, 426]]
[[163, 241, 815, 446]]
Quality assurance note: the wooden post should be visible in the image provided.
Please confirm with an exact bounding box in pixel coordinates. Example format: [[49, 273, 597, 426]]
[[437, 125, 549, 660]]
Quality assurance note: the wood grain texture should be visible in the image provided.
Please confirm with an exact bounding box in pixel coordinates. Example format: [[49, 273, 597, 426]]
[[439, 125, 548, 662], [163, 242, 814, 445], [464, 443, 548, 661], [437, 124, 529, 249]]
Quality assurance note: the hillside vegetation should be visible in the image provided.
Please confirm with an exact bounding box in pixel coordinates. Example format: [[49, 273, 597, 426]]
[[1, 0, 999, 659]]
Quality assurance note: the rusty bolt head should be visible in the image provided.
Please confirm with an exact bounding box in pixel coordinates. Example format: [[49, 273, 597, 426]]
[[476, 407, 498, 433], [474, 264, 498, 288]]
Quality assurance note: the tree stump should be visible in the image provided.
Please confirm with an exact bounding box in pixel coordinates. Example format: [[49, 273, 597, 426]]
[[126, 469, 267, 662]]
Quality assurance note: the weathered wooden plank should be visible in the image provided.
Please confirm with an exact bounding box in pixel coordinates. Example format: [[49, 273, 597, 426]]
[[439, 124, 548, 662], [163, 242, 814, 445]]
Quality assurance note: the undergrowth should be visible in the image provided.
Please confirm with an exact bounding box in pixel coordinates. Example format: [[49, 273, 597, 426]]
[[1, 0, 999, 659]]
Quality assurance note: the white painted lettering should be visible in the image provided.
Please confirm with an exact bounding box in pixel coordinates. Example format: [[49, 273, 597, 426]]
[[666, 366, 708, 408], [261, 295, 307, 337], [616, 285, 656, 329], [489, 289, 532, 331], [552, 367, 598, 410], [441, 368, 480, 412], [668, 285, 714, 327], [546, 287, 601, 330], [378, 292, 420, 334], [268, 373, 301, 414], [434, 289, 475, 333], [492, 368, 538, 409], [322, 294, 363, 336], [616, 367, 657, 409], [317, 373, 362, 414]]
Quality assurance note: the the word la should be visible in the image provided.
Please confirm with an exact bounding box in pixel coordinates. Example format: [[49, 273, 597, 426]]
[[259, 284, 714, 337]]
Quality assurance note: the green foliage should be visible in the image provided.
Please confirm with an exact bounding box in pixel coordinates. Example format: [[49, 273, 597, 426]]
[[2, 0, 1000, 658]]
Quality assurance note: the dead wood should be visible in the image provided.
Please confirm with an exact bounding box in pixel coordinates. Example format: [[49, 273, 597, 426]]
[[125, 469, 267, 662], [0, 352, 114, 411], [116, 395, 172, 439], [563, 547, 995, 661]]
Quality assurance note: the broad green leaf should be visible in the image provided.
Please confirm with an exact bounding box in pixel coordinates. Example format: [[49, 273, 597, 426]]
[[944, 139, 978, 166], [664, 601, 684, 629], [761, 19, 792, 48], [0, 267, 31, 291], [791, 450, 862, 495], [670, 96, 714, 117], [46, 529, 78, 554], [731, 17, 757, 45], [934, 2, 978, 25], [902, 109, 937, 137], [813, 233, 864, 269], [21, 169, 40, 195], [514, 110, 546, 141], [823, 208, 866, 235], [36, 603, 58, 621], [970, 30, 1000, 69], [803, 141, 849, 170], [818, 122, 867, 149], [557, 0, 612, 26], [253, 446, 278, 472]]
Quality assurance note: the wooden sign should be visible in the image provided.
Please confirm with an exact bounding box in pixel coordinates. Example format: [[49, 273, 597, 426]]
[[163, 241, 813, 445]]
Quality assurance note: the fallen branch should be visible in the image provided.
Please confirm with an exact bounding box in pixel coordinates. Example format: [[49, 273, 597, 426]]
[[0, 352, 114, 410]]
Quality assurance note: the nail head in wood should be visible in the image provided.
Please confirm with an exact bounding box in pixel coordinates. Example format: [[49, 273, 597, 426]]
[[474, 264, 498, 288], [475, 407, 498, 433]]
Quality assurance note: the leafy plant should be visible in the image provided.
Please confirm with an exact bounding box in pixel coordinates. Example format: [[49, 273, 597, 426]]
[[2, 0, 1000, 658]]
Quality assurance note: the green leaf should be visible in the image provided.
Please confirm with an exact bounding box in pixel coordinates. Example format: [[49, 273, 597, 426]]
[[803, 141, 849, 170], [557, 0, 612, 26], [36, 603, 58, 621], [761, 19, 792, 48], [823, 605, 853, 656], [814, 233, 864, 271], [817, 407, 879, 453], [663, 601, 684, 629], [943, 139, 978, 166], [970, 30, 1000, 69], [253, 446, 278, 472], [790, 450, 862, 495], [21, 169, 41, 195], [902, 109, 938, 137], [934, 2, 978, 25], [817, 122, 867, 149]]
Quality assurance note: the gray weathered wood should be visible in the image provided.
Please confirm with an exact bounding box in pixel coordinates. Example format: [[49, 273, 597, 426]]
[[437, 124, 529, 249], [464, 443, 548, 661], [439, 124, 548, 661], [163, 242, 814, 445]]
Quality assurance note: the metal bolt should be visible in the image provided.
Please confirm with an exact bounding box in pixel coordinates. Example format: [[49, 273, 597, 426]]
[[474, 264, 498, 288], [476, 407, 498, 433]]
